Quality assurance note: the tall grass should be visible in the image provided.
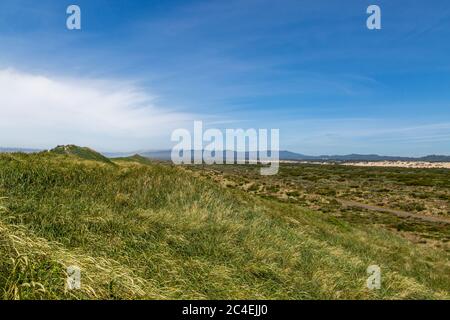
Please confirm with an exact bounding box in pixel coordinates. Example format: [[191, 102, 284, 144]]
[[0, 152, 449, 299]]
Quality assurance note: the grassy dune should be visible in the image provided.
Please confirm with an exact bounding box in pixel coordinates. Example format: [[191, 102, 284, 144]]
[[0, 152, 449, 299]]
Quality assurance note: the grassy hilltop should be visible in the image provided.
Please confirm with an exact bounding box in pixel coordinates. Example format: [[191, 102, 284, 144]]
[[0, 148, 449, 299], [49, 145, 113, 164]]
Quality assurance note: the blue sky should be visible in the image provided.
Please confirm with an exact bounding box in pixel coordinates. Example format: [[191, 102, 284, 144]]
[[0, 0, 449, 155]]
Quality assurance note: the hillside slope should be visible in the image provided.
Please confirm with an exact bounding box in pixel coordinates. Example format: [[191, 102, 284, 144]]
[[49, 145, 113, 164], [0, 152, 449, 299]]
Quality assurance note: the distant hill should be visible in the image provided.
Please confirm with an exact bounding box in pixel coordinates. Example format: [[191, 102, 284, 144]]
[[112, 154, 155, 165], [302, 153, 450, 162], [105, 149, 450, 163], [106, 150, 318, 161], [419, 155, 450, 162], [0, 147, 41, 153], [49, 145, 113, 164], [104, 150, 173, 160]]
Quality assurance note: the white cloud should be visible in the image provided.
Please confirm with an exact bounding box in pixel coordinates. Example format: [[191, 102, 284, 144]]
[[0, 68, 196, 151]]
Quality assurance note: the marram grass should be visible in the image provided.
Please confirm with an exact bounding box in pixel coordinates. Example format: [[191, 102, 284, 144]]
[[0, 152, 449, 299]]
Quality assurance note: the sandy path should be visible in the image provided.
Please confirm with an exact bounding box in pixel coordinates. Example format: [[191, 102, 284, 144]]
[[338, 199, 450, 224]]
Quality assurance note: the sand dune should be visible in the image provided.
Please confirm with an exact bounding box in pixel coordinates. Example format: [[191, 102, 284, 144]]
[[342, 161, 450, 169]]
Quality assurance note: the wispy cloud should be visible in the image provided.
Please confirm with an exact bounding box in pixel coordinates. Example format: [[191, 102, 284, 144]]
[[0, 68, 195, 151]]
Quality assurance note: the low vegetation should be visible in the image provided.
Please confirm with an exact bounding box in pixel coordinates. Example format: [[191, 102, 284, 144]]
[[192, 164, 450, 245]]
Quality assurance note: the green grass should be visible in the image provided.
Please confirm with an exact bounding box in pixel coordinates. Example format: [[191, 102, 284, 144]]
[[48, 145, 113, 164], [0, 152, 449, 299]]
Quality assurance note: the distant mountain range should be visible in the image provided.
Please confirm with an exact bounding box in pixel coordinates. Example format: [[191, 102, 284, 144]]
[[2, 146, 450, 162], [0, 147, 41, 153], [103, 149, 450, 162], [276, 151, 450, 162]]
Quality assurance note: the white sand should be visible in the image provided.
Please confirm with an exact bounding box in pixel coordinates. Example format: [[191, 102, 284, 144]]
[[341, 161, 450, 169]]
